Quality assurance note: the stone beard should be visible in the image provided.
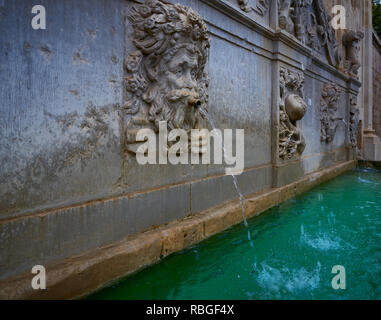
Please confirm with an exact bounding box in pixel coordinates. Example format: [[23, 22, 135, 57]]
[[147, 44, 203, 133], [124, 0, 210, 151]]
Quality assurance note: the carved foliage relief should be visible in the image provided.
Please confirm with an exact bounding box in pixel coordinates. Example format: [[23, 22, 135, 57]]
[[237, 0, 270, 16], [349, 94, 360, 149], [320, 82, 342, 143], [278, 0, 341, 67], [279, 67, 307, 160], [124, 0, 210, 153]]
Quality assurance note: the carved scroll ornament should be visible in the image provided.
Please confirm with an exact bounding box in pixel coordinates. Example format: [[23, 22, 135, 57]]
[[124, 0, 210, 153], [278, 0, 341, 67], [279, 67, 307, 160], [320, 82, 342, 144]]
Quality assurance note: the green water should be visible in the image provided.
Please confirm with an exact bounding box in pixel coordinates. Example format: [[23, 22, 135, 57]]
[[88, 169, 381, 300]]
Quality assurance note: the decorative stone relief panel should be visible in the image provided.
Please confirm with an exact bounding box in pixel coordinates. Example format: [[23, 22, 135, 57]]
[[349, 94, 360, 150], [124, 0, 210, 154], [237, 0, 270, 16], [343, 30, 364, 78], [278, 0, 341, 67], [279, 67, 307, 160], [320, 82, 343, 143]]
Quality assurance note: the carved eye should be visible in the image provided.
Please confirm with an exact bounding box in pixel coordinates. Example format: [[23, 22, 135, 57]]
[[175, 67, 183, 77], [191, 69, 197, 80]]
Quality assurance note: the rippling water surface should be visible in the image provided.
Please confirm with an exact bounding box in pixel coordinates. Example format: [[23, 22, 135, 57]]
[[88, 169, 381, 300]]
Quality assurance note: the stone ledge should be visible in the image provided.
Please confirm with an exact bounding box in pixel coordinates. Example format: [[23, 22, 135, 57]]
[[0, 160, 355, 300], [0, 165, 272, 281]]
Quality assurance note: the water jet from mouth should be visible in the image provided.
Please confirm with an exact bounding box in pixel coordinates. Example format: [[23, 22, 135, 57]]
[[198, 107, 252, 244]]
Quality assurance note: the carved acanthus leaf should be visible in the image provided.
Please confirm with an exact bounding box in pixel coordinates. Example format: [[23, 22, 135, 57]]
[[320, 82, 342, 143], [279, 67, 307, 160]]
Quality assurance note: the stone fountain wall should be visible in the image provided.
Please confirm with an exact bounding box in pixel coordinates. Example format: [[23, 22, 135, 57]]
[[0, 0, 364, 282], [373, 31, 381, 139]]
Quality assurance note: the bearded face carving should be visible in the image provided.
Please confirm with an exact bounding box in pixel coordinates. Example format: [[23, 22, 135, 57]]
[[343, 30, 364, 78], [124, 0, 210, 152], [150, 45, 202, 131]]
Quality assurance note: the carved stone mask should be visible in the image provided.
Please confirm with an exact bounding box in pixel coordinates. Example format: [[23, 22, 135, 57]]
[[125, 0, 210, 137], [153, 45, 202, 131]]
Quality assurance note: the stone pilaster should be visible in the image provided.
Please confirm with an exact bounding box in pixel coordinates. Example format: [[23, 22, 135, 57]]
[[362, 0, 381, 160]]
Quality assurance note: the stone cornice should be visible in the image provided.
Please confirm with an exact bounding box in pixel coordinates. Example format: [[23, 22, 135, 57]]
[[199, 0, 358, 85], [272, 29, 312, 57], [200, 0, 274, 38]]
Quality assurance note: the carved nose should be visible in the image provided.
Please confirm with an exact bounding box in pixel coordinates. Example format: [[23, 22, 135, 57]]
[[188, 97, 201, 108]]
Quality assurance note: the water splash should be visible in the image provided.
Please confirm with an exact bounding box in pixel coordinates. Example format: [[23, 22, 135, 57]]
[[329, 211, 336, 225], [255, 261, 322, 295], [358, 177, 380, 185], [300, 224, 342, 250], [198, 107, 252, 244]]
